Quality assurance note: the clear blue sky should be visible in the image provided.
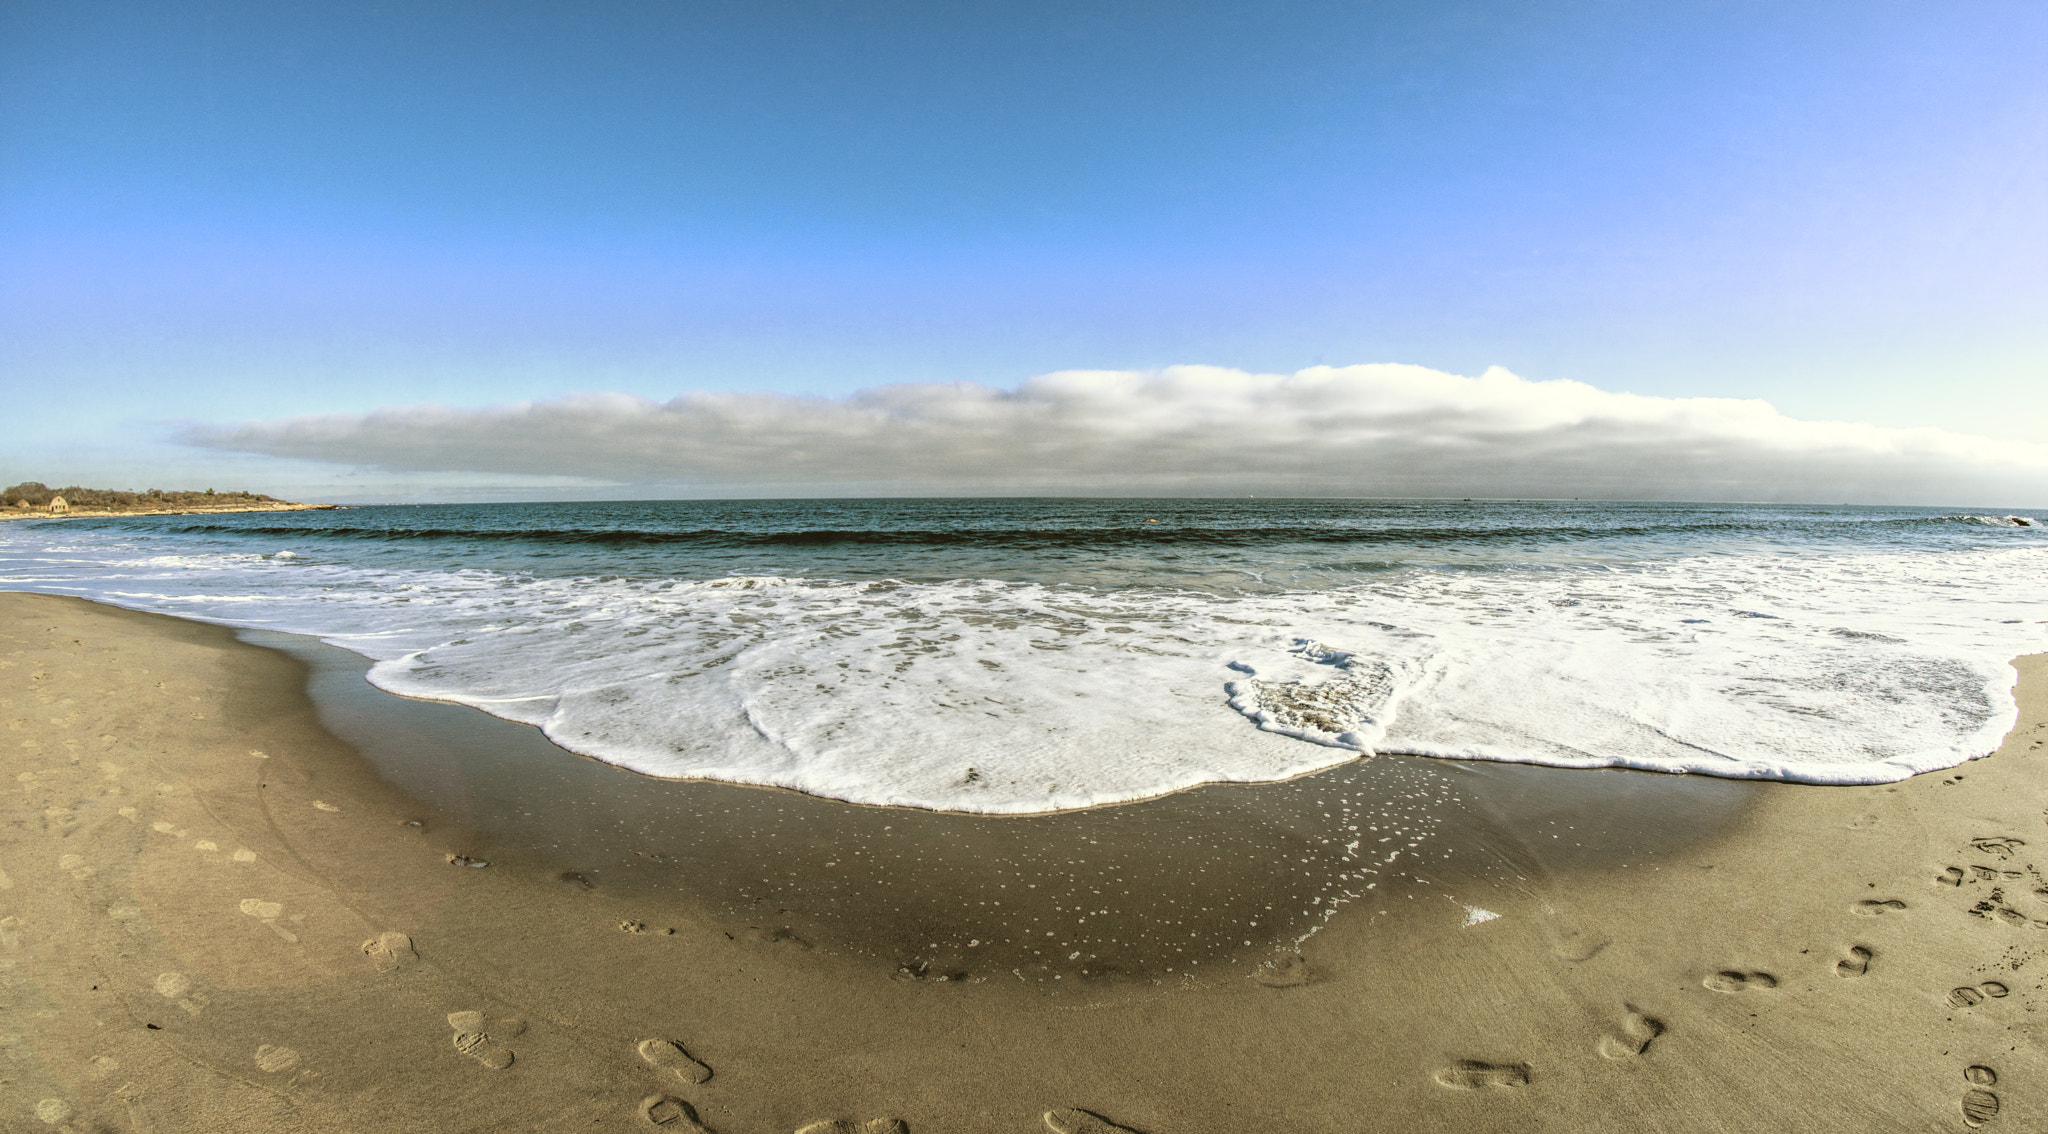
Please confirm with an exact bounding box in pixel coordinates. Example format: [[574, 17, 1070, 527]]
[[3, 1, 2045, 498]]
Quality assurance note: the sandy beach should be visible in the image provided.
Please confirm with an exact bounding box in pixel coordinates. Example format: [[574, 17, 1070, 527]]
[[2, 590, 2043, 1133]]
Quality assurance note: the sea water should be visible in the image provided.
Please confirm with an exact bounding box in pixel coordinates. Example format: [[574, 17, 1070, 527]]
[[2, 499, 2043, 813]]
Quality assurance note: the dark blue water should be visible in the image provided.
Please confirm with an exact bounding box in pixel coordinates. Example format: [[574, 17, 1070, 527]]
[[47, 498, 2046, 592]]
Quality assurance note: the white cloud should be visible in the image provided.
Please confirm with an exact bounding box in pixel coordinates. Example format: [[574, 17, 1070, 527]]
[[178, 364, 2048, 505]]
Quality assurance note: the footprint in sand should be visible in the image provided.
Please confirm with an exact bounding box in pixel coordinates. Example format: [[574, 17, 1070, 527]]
[[153, 971, 207, 1015], [1433, 1061, 1531, 1090], [797, 1121, 908, 1134], [1949, 982, 2012, 1008], [1972, 838, 2025, 860], [1963, 1065, 2000, 1127], [1941, 867, 1968, 887], [1968, 896, 2042, 927], [1703, 970, 1778, 993], [1597, 1009, 1665, 1061], [1835, 946, 1874, 978], [362, 931, 417, 973], [448, 1010, 525, 1070], [1853, 899, 1907, 916], [237, 898, 299, 943], [637, 1038, 712, 1085], [641, 1095, 715, 1130], [1043, 1112, 1136, 1134]]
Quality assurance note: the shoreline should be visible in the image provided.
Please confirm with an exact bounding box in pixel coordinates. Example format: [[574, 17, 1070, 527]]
[[0, 502, 337, 522], [247, 624, 1764, 979], [17, 584, 2013, 812], [4, 590, 2045, 1132]]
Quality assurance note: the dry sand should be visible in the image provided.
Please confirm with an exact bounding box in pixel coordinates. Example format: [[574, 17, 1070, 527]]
[[1, 590, 2043, 1132]]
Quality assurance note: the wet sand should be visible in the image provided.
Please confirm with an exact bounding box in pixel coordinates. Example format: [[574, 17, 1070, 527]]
[[251, 627, 1762, 985], [2, 591, 2043, 1132]]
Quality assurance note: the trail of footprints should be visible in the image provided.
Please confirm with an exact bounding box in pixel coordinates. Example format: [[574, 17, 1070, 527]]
[[1430, 830, 2044, 1119], [9, 642, 1142, 1134], [1434, 897, 1902, 1096], [1931, 832, 2044, 1128], [433, 995, 1144, 1132], [354, 924, 1152, 1133], [62, 750, 2041, 1129], [383, 838, 2030, 1128]]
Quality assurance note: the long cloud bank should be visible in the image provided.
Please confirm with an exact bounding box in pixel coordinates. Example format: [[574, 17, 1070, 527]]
[[180, 364, 2048, 504]]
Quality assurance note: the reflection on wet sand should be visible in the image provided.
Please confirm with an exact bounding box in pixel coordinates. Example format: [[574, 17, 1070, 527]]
[[253, 629, 1762, 983]]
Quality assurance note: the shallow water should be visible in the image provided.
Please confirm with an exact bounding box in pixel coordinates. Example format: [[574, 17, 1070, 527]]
[[6, 498, 2045, 811]]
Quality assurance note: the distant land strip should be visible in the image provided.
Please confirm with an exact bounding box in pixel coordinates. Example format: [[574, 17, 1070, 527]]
[[0, 481, 335, 521]]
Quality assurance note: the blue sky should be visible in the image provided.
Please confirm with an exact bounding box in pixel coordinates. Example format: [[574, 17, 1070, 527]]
[[4, 1, 2046, 500]]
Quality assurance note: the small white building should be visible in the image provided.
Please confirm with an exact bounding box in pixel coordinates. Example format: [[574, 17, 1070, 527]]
[[48, 495, 68, 515]]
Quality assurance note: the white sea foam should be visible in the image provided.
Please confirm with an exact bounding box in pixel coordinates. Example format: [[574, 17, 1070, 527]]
[[3, 525, 2045, 812], [1965, 515, 2042, 528]]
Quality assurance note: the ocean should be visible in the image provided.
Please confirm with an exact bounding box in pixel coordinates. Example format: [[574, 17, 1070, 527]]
[[3, 498, 2044, 813]]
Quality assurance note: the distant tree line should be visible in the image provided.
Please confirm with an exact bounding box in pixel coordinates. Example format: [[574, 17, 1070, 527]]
[[3, 482, 284, 509]]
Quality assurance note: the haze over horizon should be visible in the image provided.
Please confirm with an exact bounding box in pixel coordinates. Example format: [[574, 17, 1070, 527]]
[[4, 1, 2046, 505]]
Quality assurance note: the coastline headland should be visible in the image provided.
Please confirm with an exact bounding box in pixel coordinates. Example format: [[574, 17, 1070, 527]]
[[0, 501, 337, 522], [0, 501, 337, 521], [0, 479, 336, 521]]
